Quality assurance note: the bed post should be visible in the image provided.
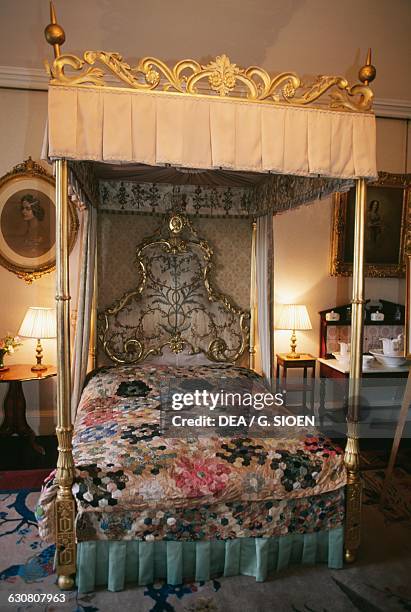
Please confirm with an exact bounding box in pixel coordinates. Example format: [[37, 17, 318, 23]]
[[344, 177, 366, 563], [45, 5, 76, 589], [249, 220, 257, 370], [55, 158, 76, 589]]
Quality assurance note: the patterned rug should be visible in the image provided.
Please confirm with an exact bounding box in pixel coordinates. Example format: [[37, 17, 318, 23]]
[[0, 469, 411, 612]]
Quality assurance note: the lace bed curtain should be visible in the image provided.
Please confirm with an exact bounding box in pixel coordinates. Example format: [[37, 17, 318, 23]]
[[71, 203, 98, 417]]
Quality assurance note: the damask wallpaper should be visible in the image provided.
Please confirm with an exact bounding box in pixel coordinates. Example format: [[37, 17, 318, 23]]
[[97, 212, 252, 364]]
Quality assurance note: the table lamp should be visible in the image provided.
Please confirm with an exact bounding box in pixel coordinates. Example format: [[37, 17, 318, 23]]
[[18, 307, 56, 371], [276, 304, 312, 359]]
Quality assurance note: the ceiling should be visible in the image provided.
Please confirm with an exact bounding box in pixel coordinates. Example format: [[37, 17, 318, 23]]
[[0, 0, 410, 101]]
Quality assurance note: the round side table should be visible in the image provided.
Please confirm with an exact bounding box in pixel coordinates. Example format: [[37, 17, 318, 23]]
[[0, 364, 57, 455]]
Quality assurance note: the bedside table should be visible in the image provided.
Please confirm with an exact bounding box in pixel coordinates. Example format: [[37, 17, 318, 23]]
[[0, 364, 57, 455], [276, 353, 316, 412]]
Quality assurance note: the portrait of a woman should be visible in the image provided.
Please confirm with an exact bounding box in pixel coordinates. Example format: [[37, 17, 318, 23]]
[[20, 194, 46, 246], [340, 183, 405, 271], [1, 189, 54, 259], [367, 199, 383, 245]]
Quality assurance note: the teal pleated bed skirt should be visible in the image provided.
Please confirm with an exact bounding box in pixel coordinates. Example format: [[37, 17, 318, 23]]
[[76, 527, 344, 593]]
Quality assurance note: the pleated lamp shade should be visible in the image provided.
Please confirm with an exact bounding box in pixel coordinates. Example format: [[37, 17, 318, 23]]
[[18, 307, 56, 339], [276, 304, 312, 331]]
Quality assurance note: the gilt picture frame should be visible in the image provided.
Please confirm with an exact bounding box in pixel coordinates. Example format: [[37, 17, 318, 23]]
[[406, 255, 411, 359], [330, 172, 411, 278], [0, 158, 78, 283]]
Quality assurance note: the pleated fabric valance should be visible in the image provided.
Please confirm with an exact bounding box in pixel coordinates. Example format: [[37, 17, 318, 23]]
[[76, 528, 344, 592], [46, 85, 377, 180]]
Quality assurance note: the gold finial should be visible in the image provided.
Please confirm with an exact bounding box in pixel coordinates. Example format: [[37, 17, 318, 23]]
[[44, 1, 65, 59], [358, 48, 376, 86]]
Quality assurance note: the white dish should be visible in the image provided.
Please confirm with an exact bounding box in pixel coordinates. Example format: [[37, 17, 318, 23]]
[[369, 349, 407, 368], [332, 351, 349, 363], [362, 355, 375, 367], [332, 353, 375, 368]]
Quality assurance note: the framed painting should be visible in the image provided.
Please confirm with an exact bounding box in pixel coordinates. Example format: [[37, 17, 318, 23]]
[[0, 158, 78, 283], [330, 172, 411, 278]]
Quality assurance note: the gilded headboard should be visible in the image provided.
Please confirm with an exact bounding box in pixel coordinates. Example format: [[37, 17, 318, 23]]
[[98, 209, 250, 364]]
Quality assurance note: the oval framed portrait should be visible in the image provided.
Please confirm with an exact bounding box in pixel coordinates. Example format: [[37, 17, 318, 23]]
[[0, 158, 78, 283]]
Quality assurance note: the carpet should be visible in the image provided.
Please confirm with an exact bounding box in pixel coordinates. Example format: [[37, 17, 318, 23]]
[[0, 472, 410, 612], [0, 469, 52, 491]]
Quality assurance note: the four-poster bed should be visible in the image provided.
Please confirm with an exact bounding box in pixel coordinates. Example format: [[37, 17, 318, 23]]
[[40, 2, 377, 591]]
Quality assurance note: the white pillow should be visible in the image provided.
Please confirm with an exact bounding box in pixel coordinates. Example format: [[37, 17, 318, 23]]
[[145, 346, 211, 366]]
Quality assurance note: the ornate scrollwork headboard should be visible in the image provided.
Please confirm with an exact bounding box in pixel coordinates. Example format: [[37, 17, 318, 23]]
[[98, 210, 250, 364]]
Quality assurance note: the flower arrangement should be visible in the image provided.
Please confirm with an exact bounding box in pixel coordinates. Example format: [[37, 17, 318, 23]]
[[0, 334, 22, 370]]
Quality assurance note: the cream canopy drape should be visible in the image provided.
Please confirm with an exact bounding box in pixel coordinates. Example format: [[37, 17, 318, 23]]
[[46, 86, 377, 180]]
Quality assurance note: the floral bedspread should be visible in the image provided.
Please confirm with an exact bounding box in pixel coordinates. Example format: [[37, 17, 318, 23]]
[[70, 364, 346, 514]]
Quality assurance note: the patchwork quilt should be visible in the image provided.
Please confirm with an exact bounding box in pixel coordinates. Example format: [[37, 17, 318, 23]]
[[37, 364, 346, 542], [74, 488, 345, 542]]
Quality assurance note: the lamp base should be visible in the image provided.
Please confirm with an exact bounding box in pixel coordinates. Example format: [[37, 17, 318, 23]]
[[287, 330, 299, 359], [31, 364, 47, 372], [31, 339, 47, 372]]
